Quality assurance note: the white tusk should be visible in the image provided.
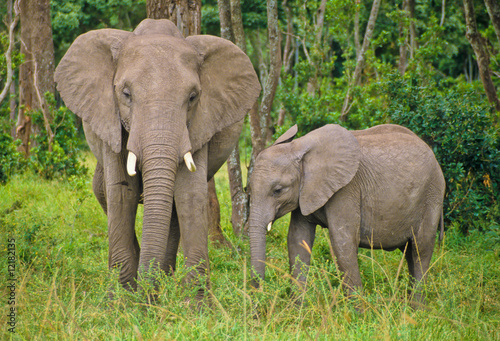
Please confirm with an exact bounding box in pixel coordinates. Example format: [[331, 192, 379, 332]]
[[267, 222, 272, 231], [127, 151, 137, 177], [184, 152, 197, 172]]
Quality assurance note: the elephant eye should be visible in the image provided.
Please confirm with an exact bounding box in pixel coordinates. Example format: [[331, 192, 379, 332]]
[[189, 91, 198, 104], [123, 88, 132, 101], [273, 186, 284, 196]]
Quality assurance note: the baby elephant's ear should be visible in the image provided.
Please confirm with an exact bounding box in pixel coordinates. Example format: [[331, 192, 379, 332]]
[[273, 125, 298, 145], [296, 124, 361, 216]]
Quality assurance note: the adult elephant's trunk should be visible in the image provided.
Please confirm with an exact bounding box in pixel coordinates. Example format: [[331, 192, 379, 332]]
[[138, 141, 179, 276], [248, 214, 270, 288], [128, 106, 193, 289]]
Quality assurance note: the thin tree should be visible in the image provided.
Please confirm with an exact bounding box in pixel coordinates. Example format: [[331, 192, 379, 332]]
[[146, 0, 201, 36], [218, 0, 281, 235], [0, 0, 19, 106], [222, 0, 249, 236], [484, 0, 500, 45], [17, 0, 56, 155], [250, 0, 281, 160], [398, 0, 409, 74], [341, 0, 382, 120], [464, 0, 500, 114]]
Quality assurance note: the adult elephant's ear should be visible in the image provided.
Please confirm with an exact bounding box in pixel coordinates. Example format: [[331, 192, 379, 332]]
[[186, 35, 261, 152], [296, 124, 361, 216], [55, 29, 132, 154]]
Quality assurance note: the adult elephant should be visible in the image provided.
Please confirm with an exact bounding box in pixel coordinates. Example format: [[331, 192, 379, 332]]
[[55, 19, 261, 299]]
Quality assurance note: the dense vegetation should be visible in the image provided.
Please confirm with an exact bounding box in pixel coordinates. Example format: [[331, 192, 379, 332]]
[[0, 161, 498, 339], [0, 0, 499, 338]]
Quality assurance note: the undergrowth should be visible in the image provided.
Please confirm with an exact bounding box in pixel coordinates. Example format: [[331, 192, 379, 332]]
[[0, 155, 498, 340]]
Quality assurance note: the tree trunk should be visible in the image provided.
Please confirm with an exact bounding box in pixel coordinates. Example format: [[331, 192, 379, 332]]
[[146, 0, 175, 19], [218, 0, 234, 41], [278, 0, 294, 126], [146, 0, 201, 37], [315, 0, 328, 42], [341, 0, 381, 120], [354, 0, 361, 59], [1, 0, 19, 139], [282, 0, 294, 74], [409, 0, 416, 59], [485, 0, 500, 45], [440, 0, 446, 26], [230, 0, 245, 52], [398, 0, 409, 75], [17, 0, 55, 156], [226, 0, 249, 235], [464, 0, 500, 114]]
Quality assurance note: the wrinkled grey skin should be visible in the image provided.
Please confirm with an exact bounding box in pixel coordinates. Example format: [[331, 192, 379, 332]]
[[249, 124, 445, 305], [55, 19, 260, 298]]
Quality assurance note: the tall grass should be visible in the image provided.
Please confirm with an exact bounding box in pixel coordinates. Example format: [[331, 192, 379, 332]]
[[0, 153, 499, 339]]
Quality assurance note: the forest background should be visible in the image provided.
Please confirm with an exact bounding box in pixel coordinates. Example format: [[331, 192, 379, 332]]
[[0, 0, 499, 339]]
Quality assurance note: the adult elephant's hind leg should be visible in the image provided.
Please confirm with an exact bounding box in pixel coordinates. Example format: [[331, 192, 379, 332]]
[[406, 207, 441, 308]]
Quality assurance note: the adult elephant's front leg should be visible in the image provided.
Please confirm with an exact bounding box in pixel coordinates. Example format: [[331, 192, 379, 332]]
[[174, 144, 210, 301], [103, 147, 141, 290]]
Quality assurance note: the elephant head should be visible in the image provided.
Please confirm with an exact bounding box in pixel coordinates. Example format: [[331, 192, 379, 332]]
[[55, 19, 260, 277], [248, 124, 360, 285]]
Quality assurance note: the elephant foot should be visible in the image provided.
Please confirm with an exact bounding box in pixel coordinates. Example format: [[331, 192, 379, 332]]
[[408, 291, 428, 311]]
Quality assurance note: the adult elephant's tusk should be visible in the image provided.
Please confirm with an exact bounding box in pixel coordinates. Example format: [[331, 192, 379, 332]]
[[184, 152, 197, 172], [127, 151, 137, 176], [267, 222, 272, 231]]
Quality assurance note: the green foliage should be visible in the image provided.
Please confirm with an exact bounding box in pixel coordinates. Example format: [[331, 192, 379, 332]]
[[0, 121, 25, 184], [51, 0, 146, 62], [28, 93, 88, 180], [0, 93, 87, 183], [384, 72, 500, 233], [0, 31, 23, 82]]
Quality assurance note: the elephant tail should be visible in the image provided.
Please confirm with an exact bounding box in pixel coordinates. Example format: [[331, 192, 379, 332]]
[[438, 209, 444, 243]]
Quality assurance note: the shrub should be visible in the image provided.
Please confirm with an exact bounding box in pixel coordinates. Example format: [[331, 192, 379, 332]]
[[385, 72, 500, 233], [0, 121, 26, 184], [0, 93, 87, 183], [29, 93, 88, 179]]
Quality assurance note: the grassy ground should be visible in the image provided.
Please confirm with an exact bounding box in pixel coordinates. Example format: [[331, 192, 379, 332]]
[[0, 153, 499, 340]]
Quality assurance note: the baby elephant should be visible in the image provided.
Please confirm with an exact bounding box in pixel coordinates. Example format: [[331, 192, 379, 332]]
[[248, 124, 445, 306]]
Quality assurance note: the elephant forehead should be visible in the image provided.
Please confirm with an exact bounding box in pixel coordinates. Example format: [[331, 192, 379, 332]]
[[253, 152, 300, 181], [121, 35, 201, 68]]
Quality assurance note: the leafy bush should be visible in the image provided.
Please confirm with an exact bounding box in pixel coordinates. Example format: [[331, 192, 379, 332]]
[[0, 121, 26, 184], [29, 93, 88, 179], [0, 93, 87, 183], [385, 72, 500, 233]]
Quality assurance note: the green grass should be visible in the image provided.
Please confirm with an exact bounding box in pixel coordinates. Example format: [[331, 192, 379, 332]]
[[1, 153, 499, 340]]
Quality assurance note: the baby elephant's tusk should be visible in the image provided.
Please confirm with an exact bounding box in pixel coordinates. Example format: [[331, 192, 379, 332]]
[[184, 152, 197, 172], [267, 222, 272, 231], [127, 151, 137, 177]]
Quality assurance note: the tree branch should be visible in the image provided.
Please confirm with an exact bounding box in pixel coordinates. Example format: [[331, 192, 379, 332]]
[[0, 0, 20, 105]]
